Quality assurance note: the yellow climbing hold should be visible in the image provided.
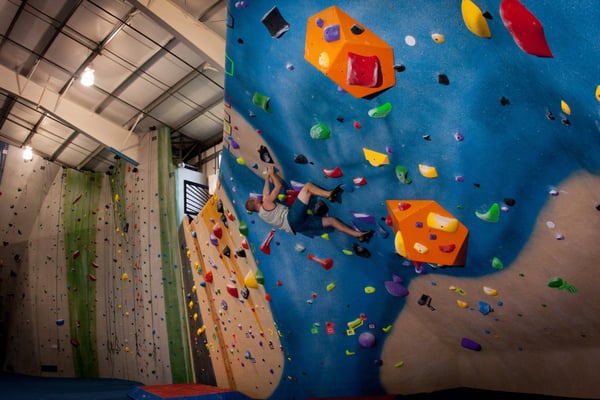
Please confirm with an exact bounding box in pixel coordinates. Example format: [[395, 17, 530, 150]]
[[483, 286, 498, 296], [456, 300, 469, 308], [394, 361, 405, 368], [461, 0, 491, 38], [363, 148, 390, 167], [345, 350, 356, 356], [321, 233, 330, 240], [342, 248, 353, 255], [449, 285, 467, 295], [188, 300, 194, 310], [596, 85, 600, 102], [193, 313, 198, 321], [121, 272, 128, 281], [244, 270, 259, 289], [364, 286, 376, 294], [382, 325, 393, 333], [326, 282, 336, 292], [418, 164, 438, 178], [413, 242, 429, 254], [114, 193, 119, 202], [236, 157, 246, 165], [394, 231, 407, 257], [197, 325, 206, 336], [426, 212, 458, 233], [431, 33, 445, 44], [560, 100, 571, 115]]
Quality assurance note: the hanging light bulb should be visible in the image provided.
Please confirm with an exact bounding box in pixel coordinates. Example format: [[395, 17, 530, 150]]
[[80, 67, 95, 87], [23, 145, 33, 161]]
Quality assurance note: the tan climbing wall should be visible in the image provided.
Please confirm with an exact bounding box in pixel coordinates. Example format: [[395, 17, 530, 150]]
[[182, 186, 284, 399], [0, 133, 178, 384], [0, 150, 62, 375]]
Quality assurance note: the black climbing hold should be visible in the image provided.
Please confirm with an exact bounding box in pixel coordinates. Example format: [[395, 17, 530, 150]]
[[546, 111, 555, 120], [418, 293, 431, 306], [423, 135, 431, 141], [473, 183, 480, 188], [261, 6, 289, 39], [352, 243, 371, 258], [483, 11, 493, 19], [241, 286, 250, 299], [259, 145, 274, 163], [561, 118, 570, 126], [350, 24, 364, 35], [294, 154, 308, 164], [222, 246, 231, 258], [504, 198, 516, 207], [235, 248, 247, 258], [438, 74, 450, 85], [596, 204, 600, 211], [220, 213, 228, 228], [237, 38, 244, 44], [217, 199, 224, 213], [393, 64, 406, 72], [336, 116, 344, 122], [132, 167, 138, 173], [500, 96, 510, 106]]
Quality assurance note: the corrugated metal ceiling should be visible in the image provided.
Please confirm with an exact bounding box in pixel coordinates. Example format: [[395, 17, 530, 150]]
[[0, 0, 226, 171]]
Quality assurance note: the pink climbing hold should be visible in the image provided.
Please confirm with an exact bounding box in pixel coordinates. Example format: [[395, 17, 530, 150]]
[[260, 229, 276, 254], [499, 0, 553, 57], [308, 253, 334, 270], [323, 166, 343, 178]]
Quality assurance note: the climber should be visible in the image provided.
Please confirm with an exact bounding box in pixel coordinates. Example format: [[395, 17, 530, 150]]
[[245, 167, 374, 241]]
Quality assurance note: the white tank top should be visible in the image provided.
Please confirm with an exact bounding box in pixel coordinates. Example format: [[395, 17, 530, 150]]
[[258, 203, 293, 233]]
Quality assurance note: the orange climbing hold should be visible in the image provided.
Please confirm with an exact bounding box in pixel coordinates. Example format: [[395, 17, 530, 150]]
[[386, 200, 469, 266], [304, 6, 396, 98]]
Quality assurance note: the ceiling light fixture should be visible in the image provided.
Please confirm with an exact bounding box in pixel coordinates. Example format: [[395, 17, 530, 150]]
[[23, 145, 33, 161], [80, 67, 95, 87]]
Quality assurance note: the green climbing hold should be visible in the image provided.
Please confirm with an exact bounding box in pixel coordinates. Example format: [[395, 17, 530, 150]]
[[368, 102, 392, 118], [255, 268, 265, 285], [310, 122, 330, 139], [395, 165, 412, 184], [475, 203, 500, 222], [547, 277, 564, 288], [252, 92, 272, 112], [491, 256, 504, 269], [239, 220, 249, 236]]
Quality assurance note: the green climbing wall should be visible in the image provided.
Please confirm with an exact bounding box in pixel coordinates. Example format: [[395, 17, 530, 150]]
[[156, 127, 193, 383], [63, 169, 102, 377]]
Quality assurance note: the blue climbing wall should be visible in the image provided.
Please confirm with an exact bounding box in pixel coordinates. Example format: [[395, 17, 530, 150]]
[[220, 1, 600, 399]]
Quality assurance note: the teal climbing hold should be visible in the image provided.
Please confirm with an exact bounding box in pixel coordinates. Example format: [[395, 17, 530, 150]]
[[368, 102, 392, 118], [310, 122, 330, 139]]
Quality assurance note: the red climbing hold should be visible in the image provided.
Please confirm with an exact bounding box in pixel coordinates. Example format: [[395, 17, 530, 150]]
[[212, 223, 223, 239], [438, 244, 456, 253], [226, 284, 239, 298], [204, 270, 214, 283], [499, 0, 553, 57], [323, 166, 343, 178], [260, 229, 276, 254], [308, 253, 334, 270]]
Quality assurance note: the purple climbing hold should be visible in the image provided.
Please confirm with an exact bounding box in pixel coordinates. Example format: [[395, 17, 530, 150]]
[[461, 337, 482, 351]]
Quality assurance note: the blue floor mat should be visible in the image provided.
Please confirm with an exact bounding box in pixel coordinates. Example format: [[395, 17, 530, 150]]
[[0, 372, 143, 400]]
